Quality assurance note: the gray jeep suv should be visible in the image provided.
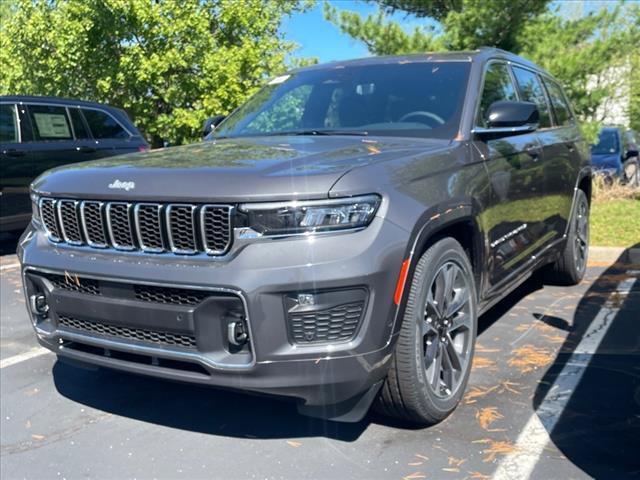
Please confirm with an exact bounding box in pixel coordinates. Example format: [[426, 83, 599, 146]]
[[19, 48, 591, 425]]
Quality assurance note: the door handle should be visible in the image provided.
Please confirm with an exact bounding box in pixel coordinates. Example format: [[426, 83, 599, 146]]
[[76, 146, 97, 154], [5, 149, 26, 157]]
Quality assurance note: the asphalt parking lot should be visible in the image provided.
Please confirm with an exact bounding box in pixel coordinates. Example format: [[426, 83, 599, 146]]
[[1, 231, 639, 480]]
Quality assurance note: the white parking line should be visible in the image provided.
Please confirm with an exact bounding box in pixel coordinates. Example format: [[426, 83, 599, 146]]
[[493, 275, 636, 480], [0, 262, 20, 271], [0, 347, 50, 369]]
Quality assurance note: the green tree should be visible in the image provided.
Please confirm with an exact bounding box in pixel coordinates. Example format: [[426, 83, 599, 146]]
[[325, 0, 548, 54], [0, 0, 310, 147], [519, 3, 639, 130]]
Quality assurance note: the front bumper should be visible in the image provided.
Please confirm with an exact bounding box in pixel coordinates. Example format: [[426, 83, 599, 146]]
[[18, 216, 409, 418]]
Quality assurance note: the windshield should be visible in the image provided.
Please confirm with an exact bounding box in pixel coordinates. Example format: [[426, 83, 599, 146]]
[[213, 61, 471, 140], [591, 130, 619, 155]]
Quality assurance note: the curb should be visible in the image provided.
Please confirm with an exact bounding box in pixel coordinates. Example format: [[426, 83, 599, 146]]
[[588, 246, 640, 267]]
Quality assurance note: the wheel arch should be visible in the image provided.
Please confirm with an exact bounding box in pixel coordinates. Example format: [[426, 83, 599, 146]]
[[390, 201, 485, 339]]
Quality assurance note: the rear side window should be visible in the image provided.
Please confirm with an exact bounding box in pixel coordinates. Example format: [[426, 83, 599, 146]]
[[477, 63, 518, 127], [0, 104, 18, 143], [27, 105, 73, 140], [69, 108, 90, 139], [542, 78, 573, 126], [82, 109, 128, 139], [512, 67, 552, 128]]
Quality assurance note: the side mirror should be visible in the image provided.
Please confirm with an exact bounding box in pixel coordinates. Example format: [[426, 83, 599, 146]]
[[473, 101, 539, 138], [202, 115, 226, 138]]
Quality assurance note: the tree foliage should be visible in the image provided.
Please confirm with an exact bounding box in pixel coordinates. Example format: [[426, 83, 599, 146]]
[[519, 3, 639, 128], [324, 4, 442, 55], [326, 0, 639, 133], [0, 0, 309, 146]]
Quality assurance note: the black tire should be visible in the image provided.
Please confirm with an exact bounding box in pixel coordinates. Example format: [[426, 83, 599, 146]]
[[545, 189, 589, 285], [376, 237, 477, 425]]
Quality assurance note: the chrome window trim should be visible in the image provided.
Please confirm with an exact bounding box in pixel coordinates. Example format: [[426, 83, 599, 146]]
[[38, 198, 62, 242], [105, 202, 136, 251], [22, 266, 256, 370], [166, 204, 198, 255], [57, 199, 83, 245], [134, 203, 165, 253], [80, 200, 108, 248], [200, 205, 233, 255]]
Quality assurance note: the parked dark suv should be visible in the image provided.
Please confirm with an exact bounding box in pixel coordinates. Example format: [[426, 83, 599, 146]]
[[591, 126, 639, 186], [19, 49, 591, 425], [0, 96, 148, 232]]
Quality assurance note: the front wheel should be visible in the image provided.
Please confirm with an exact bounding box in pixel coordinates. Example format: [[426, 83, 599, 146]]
[[376, 237, 477, 425]]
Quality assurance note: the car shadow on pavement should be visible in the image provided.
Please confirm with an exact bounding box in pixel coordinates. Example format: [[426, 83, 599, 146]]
[[0, 231, 21, 256], [532, 243, 640, 479]]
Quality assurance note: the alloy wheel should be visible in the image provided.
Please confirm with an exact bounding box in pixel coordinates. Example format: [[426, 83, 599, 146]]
[[422, 261, 473, 399]]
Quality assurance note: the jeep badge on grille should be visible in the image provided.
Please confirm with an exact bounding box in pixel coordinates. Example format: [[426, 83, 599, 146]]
[[108, 179, 135, 191]]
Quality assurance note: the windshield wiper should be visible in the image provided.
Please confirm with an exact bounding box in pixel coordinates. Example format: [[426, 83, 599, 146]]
[[213, 129, 369, 140], [266, 129, 369, 137]]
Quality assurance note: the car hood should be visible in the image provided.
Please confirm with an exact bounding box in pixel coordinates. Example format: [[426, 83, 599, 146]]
[[33, 135, 449, 202], [591, 153, 621, 170]]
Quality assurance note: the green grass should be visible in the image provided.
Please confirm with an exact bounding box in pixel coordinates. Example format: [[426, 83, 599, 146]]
[[591, 199, 640, 247]]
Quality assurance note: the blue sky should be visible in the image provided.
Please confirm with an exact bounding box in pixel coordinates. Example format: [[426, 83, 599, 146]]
[[282, 0, 613, 63], [282, 1, 425, 63]]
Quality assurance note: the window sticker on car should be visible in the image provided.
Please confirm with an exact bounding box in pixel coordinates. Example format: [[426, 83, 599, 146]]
[[33, 113, 71, 138]]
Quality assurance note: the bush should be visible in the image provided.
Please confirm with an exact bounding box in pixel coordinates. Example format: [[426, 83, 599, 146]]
[[592, 174, 640, 203]]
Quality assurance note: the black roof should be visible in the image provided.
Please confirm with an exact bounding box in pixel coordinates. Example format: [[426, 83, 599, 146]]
[[0, 95, 122, 112]]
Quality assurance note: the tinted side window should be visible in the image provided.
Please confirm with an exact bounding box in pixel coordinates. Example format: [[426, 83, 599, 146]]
[[82, 109, 128, 139], [0, 104, 18, 143], [27, 105, 73, 140], [477, 63, 518, 127], [542, 78, 573, 126], [69, 108, 90, 139], [512, 67, 551, 128]]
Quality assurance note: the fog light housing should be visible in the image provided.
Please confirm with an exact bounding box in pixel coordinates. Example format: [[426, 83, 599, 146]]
[[297, 293, 315, 306], [29, 294, 49, 315]]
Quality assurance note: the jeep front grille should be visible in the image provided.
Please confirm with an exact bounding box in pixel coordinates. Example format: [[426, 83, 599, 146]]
[[40, 198, 232, 256], [58, 315, 197, 349]]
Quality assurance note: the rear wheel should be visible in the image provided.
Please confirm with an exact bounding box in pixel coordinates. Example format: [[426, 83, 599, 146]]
[[545, 189, 589, 285], [376, 237, 477, 425]]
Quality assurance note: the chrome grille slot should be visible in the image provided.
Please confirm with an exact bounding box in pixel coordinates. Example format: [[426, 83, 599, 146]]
[[58, 200, 83, 244], [167, 205, 197, 254], [135, 204, 164, 252], [40, 199, 61, 241], [201, 205, 232, 254], [107, 203, 135, 250], [38, 198, 232, 256], [81, 201, 107, 247]]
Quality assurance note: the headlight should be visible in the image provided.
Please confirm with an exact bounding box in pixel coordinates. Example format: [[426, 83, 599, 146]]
[[30, 192, 41, 224], [238, 194, 381, 237]]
